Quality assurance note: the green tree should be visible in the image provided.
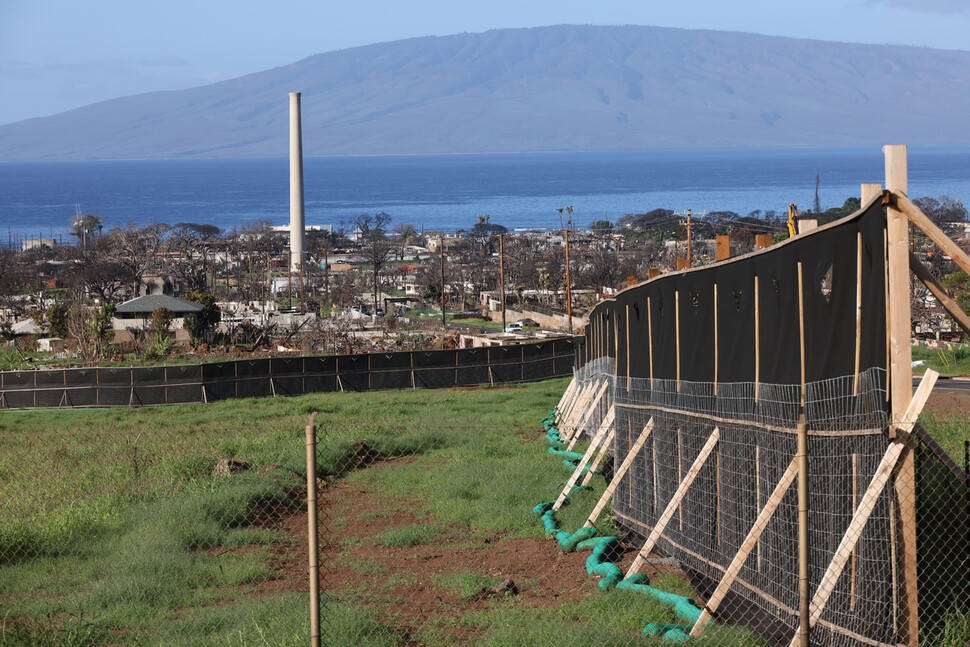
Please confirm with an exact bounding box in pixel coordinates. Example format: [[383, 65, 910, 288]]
[[184, 291, 221, 345], [47, 303, 69, 339], [146, 306, 174, 360], [70, 213, 103, 249], [88, 302, 116, 360]]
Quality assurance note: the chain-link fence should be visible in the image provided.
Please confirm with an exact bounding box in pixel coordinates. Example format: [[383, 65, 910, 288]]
[[2, 370, 967, 646]]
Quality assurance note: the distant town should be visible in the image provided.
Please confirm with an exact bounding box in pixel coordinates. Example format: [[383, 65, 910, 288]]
[[1, 195, 967, 370]]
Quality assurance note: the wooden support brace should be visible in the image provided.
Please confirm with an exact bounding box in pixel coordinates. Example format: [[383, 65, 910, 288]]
[[910, 251, 970, 336], [555, 378, 574, 411], [584, 418, 654, 528], [556, 379, 578, 420], [557, 382, 590, 442], [559, 381, 592, 436], [895, 193, 970, 276], [580, 409, 617, 487], [629, 427, 721, 574], [552, 406, 615, 511], [566, 380, 609, 450], [785, 371, 937, 647], [691, 456, 799, 638]]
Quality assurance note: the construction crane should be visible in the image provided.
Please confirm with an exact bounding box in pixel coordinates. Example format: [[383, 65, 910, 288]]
[[787, 203, 798, 238]]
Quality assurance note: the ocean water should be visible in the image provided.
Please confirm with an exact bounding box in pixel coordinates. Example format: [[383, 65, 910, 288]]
[[2, 146, 970, 243]]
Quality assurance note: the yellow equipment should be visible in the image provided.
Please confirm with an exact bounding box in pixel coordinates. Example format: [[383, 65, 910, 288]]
[[787, 203, 798, 238]]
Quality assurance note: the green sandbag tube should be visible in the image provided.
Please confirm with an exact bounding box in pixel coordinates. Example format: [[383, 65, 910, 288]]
[[548, 446, 584, 460], [585, 537, 624, 590], [662, 627, 692, 643], [642, 623, 688, 637], [540, 510, 560, 535], [617, 576, 706, 625], [558, 525, 597, 552], [532, 501, 551, 516]]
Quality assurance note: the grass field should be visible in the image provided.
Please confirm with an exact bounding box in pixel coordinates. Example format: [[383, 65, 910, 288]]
[[913, 343, 970, 376], [1, 379, 967, 646]]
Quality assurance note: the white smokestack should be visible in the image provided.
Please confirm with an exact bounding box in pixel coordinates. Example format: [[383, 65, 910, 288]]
[[289, 92, 305, 272]]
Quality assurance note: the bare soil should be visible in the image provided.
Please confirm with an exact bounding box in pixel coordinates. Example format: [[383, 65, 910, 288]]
[[220, 457, 671, 643], [924, 388, 970, 419]]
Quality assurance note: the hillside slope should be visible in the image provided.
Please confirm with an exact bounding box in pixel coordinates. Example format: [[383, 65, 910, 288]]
[[1, 25, 968, 160]]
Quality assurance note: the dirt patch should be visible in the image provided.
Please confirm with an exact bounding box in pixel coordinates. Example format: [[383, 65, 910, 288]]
[[215, 456, 670, 642], [924, 388, 970, 420]]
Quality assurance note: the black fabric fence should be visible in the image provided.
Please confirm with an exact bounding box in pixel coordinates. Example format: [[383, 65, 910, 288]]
[[0, 339, 575, 409]]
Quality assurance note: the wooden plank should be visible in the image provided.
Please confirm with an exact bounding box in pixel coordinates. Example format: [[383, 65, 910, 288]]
[[614, 311, 619, 359], [579, 405, 616, 487], [552, 406, 615, 511], [555, 379, 578, 421], [754, 275, 760, 402], [910, 252, 970, 336], [560, 381, 595, 441], [797, 262, 806, 407], [756, 445, 762, 571], [676, 290, 681, 392], [860, 180, 883, 396], [556, 381, 584, 429], [652, 434, 658, 514], [690, 457, 799, 638], [851, 453, 858, 610], [555, 378, 575, 411], [561, 382, 593, 443], [678, 428, 684, 529], [564, 380, 606, 446], [566, 380, 609, 450], [714, 283, 719, 395], [885, 144, 917, 647], [625, 304, 631, 393], [854, 233, 864, 396], [885, 228, 892, 405], [629, 427, 721, 574], [786, 370, 936, 647], [580, 417, 617, 488], [648, 296, 654, 388], [896, 193, 970, 277], [585, 418, 655, 527]]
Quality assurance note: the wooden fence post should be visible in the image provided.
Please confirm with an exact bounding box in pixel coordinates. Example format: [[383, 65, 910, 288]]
[[305, 412, 320, 647], [885, 144, 918, 647]]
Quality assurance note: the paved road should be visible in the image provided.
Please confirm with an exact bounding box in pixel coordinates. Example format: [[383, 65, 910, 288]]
[[915, 376, 970, 392]]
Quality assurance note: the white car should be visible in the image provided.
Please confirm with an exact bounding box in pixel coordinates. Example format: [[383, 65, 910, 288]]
[[505, 323, 523, 333]]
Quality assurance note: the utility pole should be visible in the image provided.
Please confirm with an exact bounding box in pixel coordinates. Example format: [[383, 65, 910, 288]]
[[494, 233, 507, 330], [677, 209, 707, 268], [558, 229, 579, 333], [439, 236, 446, 330], [324, 247, 329, 304], [373, 240, 380, 316]]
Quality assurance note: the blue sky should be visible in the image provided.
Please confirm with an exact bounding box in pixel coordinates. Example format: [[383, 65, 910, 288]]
[[2, 0, 970, 126]]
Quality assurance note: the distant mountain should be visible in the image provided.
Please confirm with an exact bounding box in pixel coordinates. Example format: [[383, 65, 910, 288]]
[[2, 25, 970, 161]]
